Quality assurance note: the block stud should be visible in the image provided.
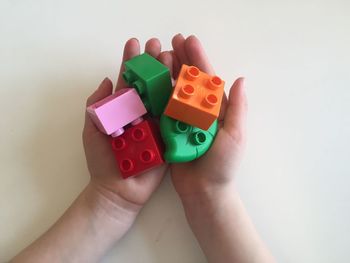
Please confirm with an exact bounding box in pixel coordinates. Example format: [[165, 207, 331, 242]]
[[131, 117, 143, 126], [140, 149, 155, 163], [207, 76, 222, 89], [123, 70, 133, 84], [132, 127, 146, 141], [133, 80, 144, 95], [202, 94, 218, 108], [123, 53, 173, 117], [163, 64, 224, 130], [111, 128, 125, 137], [179, 84, 195, 99], [111, 119, 165, 179], [143, 101, 151, 111], [175, 121, 190, 133], [112, 137, 126, 151], [120, 159, 134, 172], [185, 66, 200, 80], [192, 131, 207, 145]]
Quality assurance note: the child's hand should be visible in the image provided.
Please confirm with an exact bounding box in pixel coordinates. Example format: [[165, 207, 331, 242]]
[[12, 36, 275, 263], [83, 38, 168, 212], [162, 34, 247, 200], [158, 36, 276, 263], [12, 39, 174, 263]]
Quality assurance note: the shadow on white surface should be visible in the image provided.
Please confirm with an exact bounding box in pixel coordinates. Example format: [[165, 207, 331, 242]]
[[1, 0, 350, 262], [1, 74, 206, 262], [1, 75, 90, 260], [101, 176, 206, 263]]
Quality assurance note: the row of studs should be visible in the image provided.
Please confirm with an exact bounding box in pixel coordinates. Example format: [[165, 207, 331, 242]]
[[178, 66, 222, 108], [112, 128, 157, 172], [174, 120, 207, 145]]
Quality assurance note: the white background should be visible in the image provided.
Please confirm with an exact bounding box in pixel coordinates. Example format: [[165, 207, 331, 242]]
[[1, 0, 349, 262]]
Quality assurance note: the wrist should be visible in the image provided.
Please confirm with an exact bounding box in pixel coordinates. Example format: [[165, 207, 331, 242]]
[[180, 183, 238, 219], [84, 181, 141, 226], [179, 180, 236, 205], [11, 182, 143, 262]]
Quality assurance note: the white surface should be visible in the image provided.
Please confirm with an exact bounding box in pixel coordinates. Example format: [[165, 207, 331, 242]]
[[1, 0, 350, 262]]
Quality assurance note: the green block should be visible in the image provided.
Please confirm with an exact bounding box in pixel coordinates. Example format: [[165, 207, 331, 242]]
[[160, 115, 218, 163], [123, 53, 172, 116]]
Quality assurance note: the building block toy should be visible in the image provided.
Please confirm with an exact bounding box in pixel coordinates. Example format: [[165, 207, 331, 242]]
[[164, 65, 225, 130], [123, 53, 172, 116], [111, 119, 165, 179], [87, 88, 147, 137], [160, 115, 218, 163]]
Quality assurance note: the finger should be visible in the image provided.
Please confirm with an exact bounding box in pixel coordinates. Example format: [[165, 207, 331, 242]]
[[145, 38, 161, 58], [223, 78, 248, 144], [172, 33, 190, 66], [116, 38, 140, 91], [170, 50, 181, 79], [158, 51, 173, 78], [184, 35, 215, 75], [86, 78, 113, 106], [218, 92, 228, 122], [84, 78, 113, 132]]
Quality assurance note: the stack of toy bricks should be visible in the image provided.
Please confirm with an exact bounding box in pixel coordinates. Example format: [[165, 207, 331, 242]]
[[87, 53, 225, 179]]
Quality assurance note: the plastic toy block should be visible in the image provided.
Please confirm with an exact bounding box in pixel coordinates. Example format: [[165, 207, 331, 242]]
[[111, 119, 165, 179], [87, 88, 147, 137], [160, 115, 218, 163], [123, 53, 172, 116], [164, 65, 225, 130]]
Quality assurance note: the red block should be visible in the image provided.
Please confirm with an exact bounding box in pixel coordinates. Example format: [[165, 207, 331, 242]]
[[111, 119, 165, 179]]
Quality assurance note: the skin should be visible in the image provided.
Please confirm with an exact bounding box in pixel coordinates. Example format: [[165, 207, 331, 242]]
[[11, 34, 275, 263]]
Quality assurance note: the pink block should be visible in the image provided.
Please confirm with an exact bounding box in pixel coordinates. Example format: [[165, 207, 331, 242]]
[[87, 88, 147, 137]]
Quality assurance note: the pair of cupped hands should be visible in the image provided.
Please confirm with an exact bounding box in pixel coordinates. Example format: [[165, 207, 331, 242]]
[[83, 34, 247, 212]]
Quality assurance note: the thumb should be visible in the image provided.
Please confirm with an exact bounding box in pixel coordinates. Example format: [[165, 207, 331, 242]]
[[223, 77, 248, 144]]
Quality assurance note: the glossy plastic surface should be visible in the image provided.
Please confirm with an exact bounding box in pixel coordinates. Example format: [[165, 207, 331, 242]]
[[164, 65, 224, 130], [87, 88, 147, 137], [111, 119, 165, 178], [160, 115, 218, 163], [123, 53, 172, 116]]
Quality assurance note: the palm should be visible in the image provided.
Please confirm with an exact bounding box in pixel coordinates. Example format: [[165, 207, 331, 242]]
[[83, 38, 168, 206], [83, 35, 246, 204], [163, 34, 247, 197]]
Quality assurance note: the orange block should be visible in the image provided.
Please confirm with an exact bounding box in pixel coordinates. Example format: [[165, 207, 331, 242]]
[[164, 65, 225, 130]]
